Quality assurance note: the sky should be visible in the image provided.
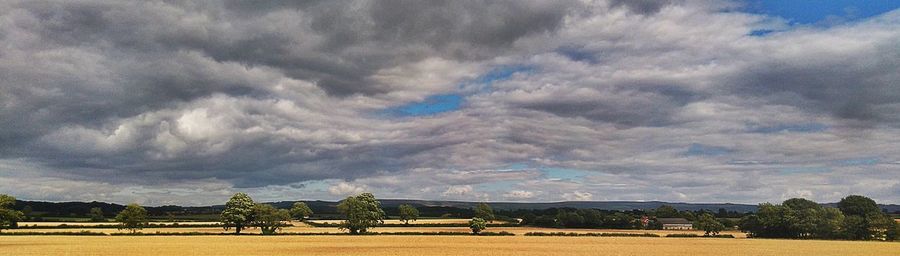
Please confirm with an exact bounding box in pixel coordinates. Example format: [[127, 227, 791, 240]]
[[1, 0, 899, 206]]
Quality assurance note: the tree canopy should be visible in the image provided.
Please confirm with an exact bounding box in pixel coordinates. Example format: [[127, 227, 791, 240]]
[[739, 196, 898, 241], [290, 202, 313, 220], [253, 203, 291, 235], [469, 217, 487, 234], [115, 203, 148, 233], [694, 213, 725, 236], [654, 205, 679, 218], [337, 193, 385, 234], [89, 207, 105, 222], [0, 194, 24, 233], [474, 203, 495, 222], [398, 204, 419, 225], [221, 192, 256, 234]]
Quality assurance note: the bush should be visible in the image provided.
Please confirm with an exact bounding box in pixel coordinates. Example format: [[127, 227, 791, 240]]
[[665, 233, 734, 238], [0, 231, 107, 236], [524, 232, 659, 237], [304, 221, 517, 228], [111, 232, 218, 236], [15, 223, 226, 229], [666, 233, 700, 237]]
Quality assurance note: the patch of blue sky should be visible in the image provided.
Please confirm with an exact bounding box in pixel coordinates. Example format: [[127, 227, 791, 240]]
[[748, 29, 775, 36], [380, 65, 533, 118], [836, 157, 880, 166], [381, 93, 463, 117], [743, 0, 900, 25], [474, 65, 534, 85], [296, 180, 332, 190], [750, 123, 828, 133], [684, 143, 732, 157], [555, 46, 598, 64]]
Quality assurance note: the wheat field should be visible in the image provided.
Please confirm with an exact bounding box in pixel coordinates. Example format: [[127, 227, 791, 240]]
[[1, 235, 898, 256], [5, 224, 747, 237]]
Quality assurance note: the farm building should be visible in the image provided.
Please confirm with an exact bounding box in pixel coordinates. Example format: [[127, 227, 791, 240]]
[[657, 218, 693, 230]]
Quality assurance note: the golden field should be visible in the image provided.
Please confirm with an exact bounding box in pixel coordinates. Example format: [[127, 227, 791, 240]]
[[2, 235, 899, 256], [7, 220, 746, 237], [307, 218, 487, 225]]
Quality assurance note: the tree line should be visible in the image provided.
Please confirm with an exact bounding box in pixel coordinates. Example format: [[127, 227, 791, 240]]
[[739, 195, 899, 240], [2, 192, 898, 240]]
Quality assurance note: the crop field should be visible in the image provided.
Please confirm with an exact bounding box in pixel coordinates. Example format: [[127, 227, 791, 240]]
[[307, 218, 494, 225], [6, 221, 745, 237], [4, 221, 898, 255], [17, 221, 221, 227], [2, 235, 899, 256]]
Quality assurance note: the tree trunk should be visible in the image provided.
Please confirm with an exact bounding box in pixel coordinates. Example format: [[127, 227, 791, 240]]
[[235, 225, 242, 234]]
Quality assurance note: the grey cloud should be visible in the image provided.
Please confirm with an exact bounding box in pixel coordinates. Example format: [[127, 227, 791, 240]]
[[1, 0, 899, 205], [608, 0, 677, 15]]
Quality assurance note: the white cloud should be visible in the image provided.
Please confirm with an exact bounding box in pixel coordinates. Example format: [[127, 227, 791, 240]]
[[442, 185, 474, 197], [328, 182, 367, 196], [0, 1, 899, 205], [562, 191, 593, 201], [503, 190, 536, 200]]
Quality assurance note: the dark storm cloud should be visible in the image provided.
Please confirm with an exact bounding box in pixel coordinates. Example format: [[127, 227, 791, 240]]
[[728, 40, 900, 124], [608, 0, 677, 15]]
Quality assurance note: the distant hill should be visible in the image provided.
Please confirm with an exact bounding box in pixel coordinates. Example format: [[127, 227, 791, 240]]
[[14, 199, 900, 218]]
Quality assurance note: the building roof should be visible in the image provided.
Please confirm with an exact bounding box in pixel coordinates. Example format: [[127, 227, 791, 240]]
[[657, 218, 692, 224]]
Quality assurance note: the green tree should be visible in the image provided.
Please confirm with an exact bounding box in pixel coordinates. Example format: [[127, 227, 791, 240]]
[[337, 193, 385, 234], [221, 192, 256, 234], [815, 207, 845, 239], [0, 194, 24, 233], [838, 195, 893, 240], [838, 195, 880, 217], [474, 203, 494, 223], [886, 221, 900, 241], [469, 217, 487, 234], [89, 207, 105, 222], [115, 204, 148, 234], [841, 215, 869, 240], [581, 209, 603, 228], [21, 205, 32, 221], [290, 202, 314, 221], [253, 203, 291, 235], [654, 205, 678, 218], [783, 198, 826, 238], [694, 213, 725, 236], [397, 204, 419, 225], [556, 210, 585, 228]]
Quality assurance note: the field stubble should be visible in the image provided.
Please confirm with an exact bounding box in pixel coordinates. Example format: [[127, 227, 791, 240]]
[[1, 235, 898, 256]]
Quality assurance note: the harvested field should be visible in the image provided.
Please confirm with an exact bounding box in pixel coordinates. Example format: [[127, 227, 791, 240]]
[[1, 235, 897, 256]]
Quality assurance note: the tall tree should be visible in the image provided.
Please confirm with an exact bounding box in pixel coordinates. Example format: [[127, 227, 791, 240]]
[[253, 203, 291, 235], [838, 195, 893, 240], [89, 207, 105, 222], [694, 213, 725, 236], [221, 192, 256, 234], [115, 204, 149, 234], [838, 195, 880, 217], [21, 205, 32, 221], [654, 205, 679, 218], [397, 204, 419, 225], [0, 194, 24, 233], [474, 203, 495, 223], [469, 217, 487, 234], [337, 193, 385, 234], [290, 202, 314, 221]]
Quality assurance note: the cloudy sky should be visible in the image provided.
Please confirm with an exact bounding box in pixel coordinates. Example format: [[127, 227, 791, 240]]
[[1, 0, 899, 206]]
